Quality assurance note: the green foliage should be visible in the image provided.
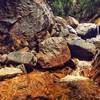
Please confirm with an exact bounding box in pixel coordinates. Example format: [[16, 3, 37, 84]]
[[48, 0, 74, 16], [48, 0, 100, 21]]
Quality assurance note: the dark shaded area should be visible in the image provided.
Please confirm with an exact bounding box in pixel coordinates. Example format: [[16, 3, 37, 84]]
[[35, 60, 75, 72], [68, 44, 94, 61], [0, 34, 13, 45]]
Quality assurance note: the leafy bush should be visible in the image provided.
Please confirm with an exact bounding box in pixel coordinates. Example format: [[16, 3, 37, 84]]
[[48, 0, 100, 21]]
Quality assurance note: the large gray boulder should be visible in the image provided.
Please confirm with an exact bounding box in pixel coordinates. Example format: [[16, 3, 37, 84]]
[[0, 0, 54, 35], [0, 0, 54, 53]]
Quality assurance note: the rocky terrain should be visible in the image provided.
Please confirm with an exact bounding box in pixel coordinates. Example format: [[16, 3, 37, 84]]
[[0, 0, 100, 100]]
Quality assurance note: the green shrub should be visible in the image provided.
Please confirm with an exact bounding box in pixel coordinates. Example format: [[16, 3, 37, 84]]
[[48, 0, 100, 21]]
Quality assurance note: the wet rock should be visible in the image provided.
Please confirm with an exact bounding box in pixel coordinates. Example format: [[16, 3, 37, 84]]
[[7, 51, 37, 65], [76, 23, 97, 39], [37, 37, 71, 68], [0, 67, 23, 80], [67, 39, 96, 60], [65, 16, 79, 28]]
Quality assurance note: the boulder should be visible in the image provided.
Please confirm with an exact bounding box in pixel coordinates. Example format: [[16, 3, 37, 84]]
[[65, 16, 79, 28], [37, 37, 71, 68], [95, 17, 100, 25], [67, 39, 96, 60], [76, 23, 97, 39], [7, 51, 37, 65], [0, 0, 54, 35], [0, 0, 54, 52]]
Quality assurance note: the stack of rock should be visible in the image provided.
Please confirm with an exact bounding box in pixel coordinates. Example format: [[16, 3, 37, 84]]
[[0, 0, 100, 99]]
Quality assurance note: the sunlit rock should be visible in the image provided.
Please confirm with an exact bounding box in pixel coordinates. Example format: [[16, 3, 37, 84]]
[[37, 37, 71, 68]]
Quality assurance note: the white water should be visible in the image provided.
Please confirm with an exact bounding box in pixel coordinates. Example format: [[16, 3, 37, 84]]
[[60, 59, 91, 82]]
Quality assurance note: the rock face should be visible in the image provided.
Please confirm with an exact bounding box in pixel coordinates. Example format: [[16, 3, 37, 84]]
[[37, 37, 71, 68], [7, 51, 37, 65], [76, 23, 97, 39], [0, 0, 54, 35]]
